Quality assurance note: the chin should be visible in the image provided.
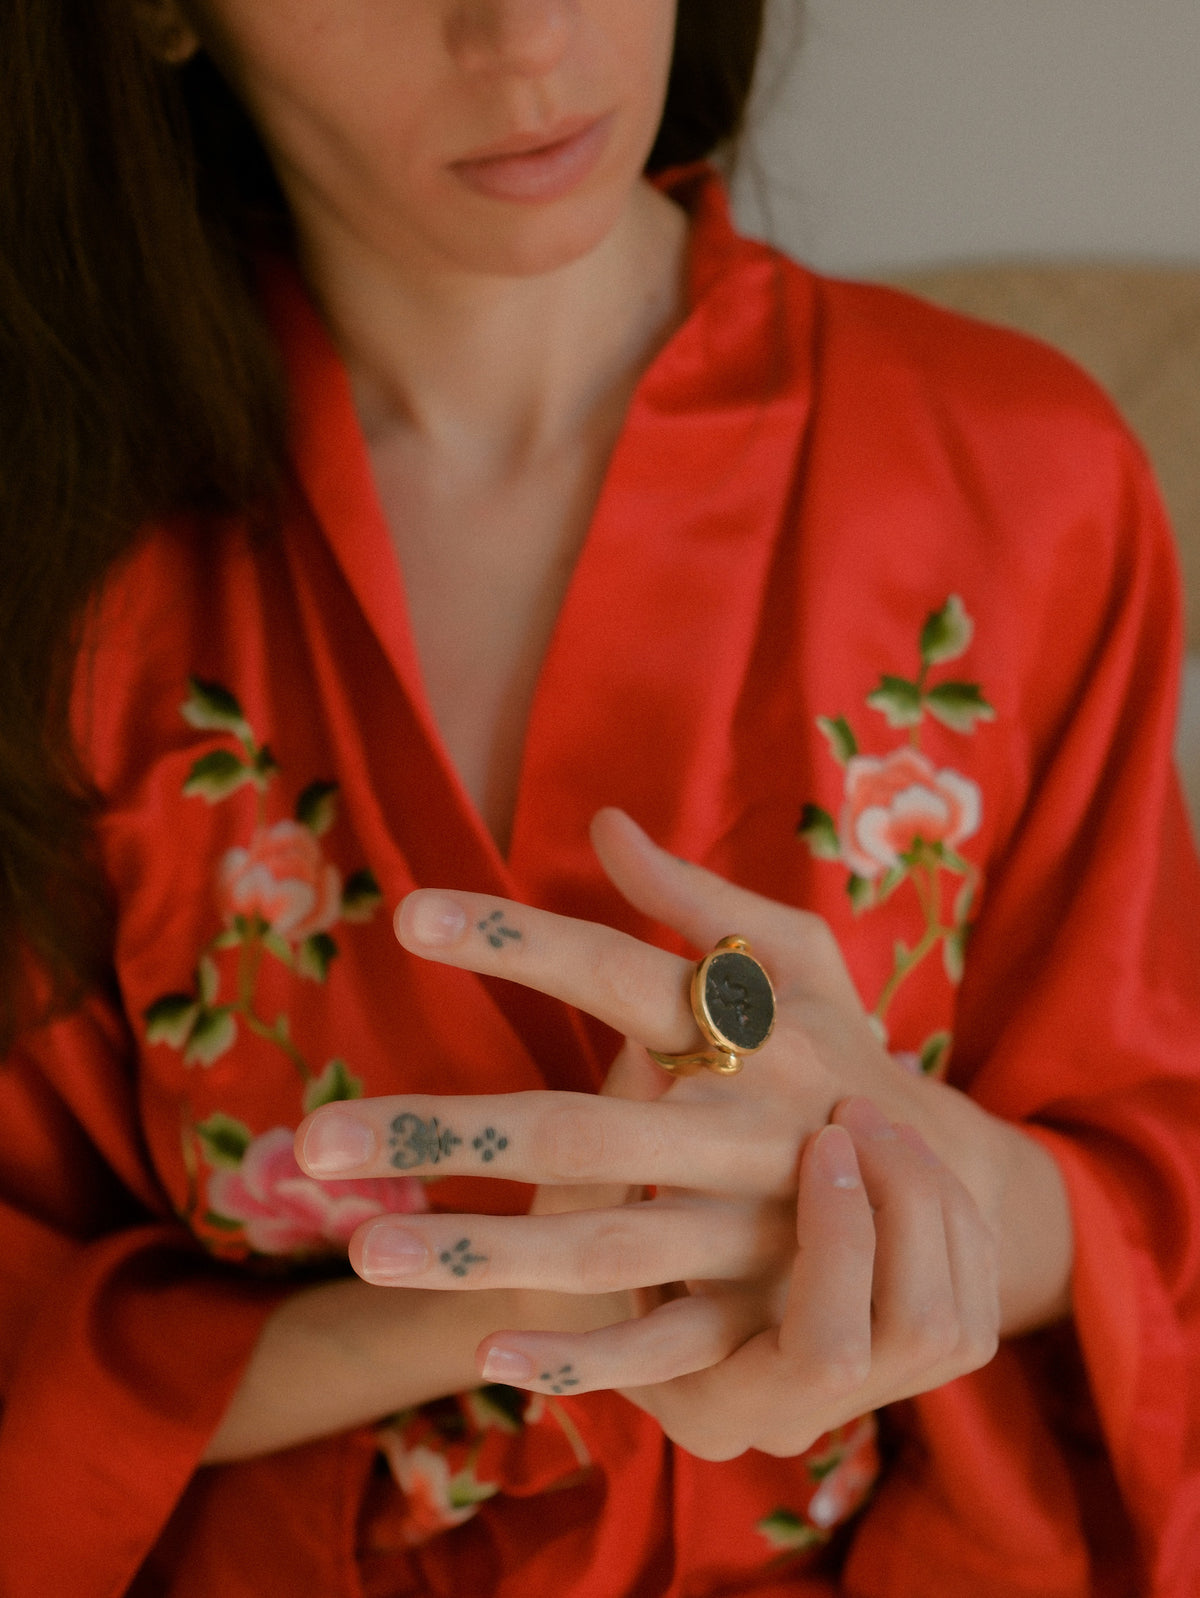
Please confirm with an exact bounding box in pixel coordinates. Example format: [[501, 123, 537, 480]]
[[430, 182, 636, 280]]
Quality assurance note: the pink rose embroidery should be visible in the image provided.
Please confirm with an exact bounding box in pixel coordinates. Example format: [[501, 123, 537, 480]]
[[799, 597, 993, 1067], [208, 1127, 427, 1255], [838, 748, 981, 880], [218, 820, 342, 942]]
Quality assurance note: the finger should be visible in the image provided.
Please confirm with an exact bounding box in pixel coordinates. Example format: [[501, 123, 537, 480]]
[[476, 1286, 762, 1397], [776, 1124, 874, 1377], [296, 1090, 793, 1193], [349, 1196, 791, 1292], [590, 808, 862, 1009], [834, 1098, 961, 1374], [900, 1122, 1000, 1371], [529, 1040, 669, 1218], [394, 888, 705, 1055]]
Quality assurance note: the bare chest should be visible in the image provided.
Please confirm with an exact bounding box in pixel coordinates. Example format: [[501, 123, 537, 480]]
[[368, 435, 615, 852]]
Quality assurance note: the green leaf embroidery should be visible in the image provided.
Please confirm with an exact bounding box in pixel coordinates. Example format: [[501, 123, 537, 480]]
[[866, 675, 923, 728], [919, 594, 973, 666], [297, 931, 338, 982], [846, 873, 874, 914], [816, 714, 858, 766], [341, 867, 383, 921], [184, 1006, 238, 1066], [923, 681, 996, 734], [467, 1385, 528, 1433], [252, 746, 280, 787], [195, 1112, 253, 1169], [197, 955, 220, 1006], [203, 1209, 246, 1231], [919, 1030, 953, 1076], [943, 926, 969, 985], [181, 679, 251, 741], [183, 749, 255, 803], [260, 928, 295, 968], [757, 1509, 823, 1552], [144, 993, 200, 1049], [448, 1470, 500, 1511], [302, 1058, 364, 1114], [953, 875, 976, 925], [296, 780, 340, 836], [797, 804, 841, 861]]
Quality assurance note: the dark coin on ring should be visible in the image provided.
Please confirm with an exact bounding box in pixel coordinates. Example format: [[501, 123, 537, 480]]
[[695, 948, 775, 1053]]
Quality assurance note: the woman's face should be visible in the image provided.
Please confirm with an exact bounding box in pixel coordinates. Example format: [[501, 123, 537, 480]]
[[179, 0, 680, 278]]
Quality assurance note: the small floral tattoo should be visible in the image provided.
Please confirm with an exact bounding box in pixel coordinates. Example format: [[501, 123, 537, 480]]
[[478, 910, 522, 950], [439, 1238, 488, 1278], [539, 1364, 581, 1395], [390, 1113, 463, 1169], [473, 1127, 510, 1163]]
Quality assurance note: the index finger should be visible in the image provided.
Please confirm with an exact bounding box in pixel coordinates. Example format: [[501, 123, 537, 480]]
[[394, 889, 705, 1055], [295, 1090, 796, 1195]]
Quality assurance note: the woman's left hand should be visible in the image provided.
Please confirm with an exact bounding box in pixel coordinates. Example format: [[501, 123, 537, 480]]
[[296, 809, 1070, 1459]]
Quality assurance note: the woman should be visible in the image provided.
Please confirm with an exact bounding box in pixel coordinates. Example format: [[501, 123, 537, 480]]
[[1, 2, 1198, 1594]]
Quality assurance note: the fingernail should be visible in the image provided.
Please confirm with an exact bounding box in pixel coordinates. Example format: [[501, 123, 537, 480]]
[[396, 892, 468, 948], [838, 1097, 896, 1140], [301, 1111, 376, 1174], [815, 1125, 861, 1189], [481, 1346, 534, 1383], [359, 1225, 431, 1283]]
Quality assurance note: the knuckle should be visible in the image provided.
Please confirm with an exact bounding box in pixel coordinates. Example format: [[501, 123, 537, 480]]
[[812, 1346, 873, 1398], [906, 1304, 962, 1366], [591, 941, 671, 1028], [540, 1101, 609, 1182], [576, 1218, 647, 1291]]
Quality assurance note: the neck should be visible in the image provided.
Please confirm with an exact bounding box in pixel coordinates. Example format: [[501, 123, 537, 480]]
[[294, 180, 688, 477]]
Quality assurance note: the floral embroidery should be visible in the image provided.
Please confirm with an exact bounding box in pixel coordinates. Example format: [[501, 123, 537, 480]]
[[203, 1126, 426, 1254], [757, 1414, 880, 1555], [141, 679, 417, 1253], [799, 597, 994, 1073], [373, 1385, 592, 1548]]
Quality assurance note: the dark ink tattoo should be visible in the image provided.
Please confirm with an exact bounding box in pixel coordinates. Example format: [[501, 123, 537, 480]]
[[389, 1113, 463, 1169], [538, 1363, 581, 1395], [439, 1238, 488, 1278], [473, 1127, 510, 1163], [477, 909, 522, 950]]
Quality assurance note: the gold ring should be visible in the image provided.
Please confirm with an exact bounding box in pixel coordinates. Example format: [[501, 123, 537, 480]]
[[649, 936, 776, 1077]]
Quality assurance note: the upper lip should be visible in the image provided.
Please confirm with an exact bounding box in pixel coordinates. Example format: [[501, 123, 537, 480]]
[[451, 114, 606, 166]]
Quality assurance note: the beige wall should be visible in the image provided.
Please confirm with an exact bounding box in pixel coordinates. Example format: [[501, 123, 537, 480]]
[[733, 0, 1200, 276]]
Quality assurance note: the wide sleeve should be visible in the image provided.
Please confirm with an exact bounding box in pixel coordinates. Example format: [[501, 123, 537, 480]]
[[0, 992, 290, 1598], [845, 434, 1200, 1595]]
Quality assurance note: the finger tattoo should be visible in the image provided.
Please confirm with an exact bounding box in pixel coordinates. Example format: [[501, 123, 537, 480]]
[[538, 1363, 581, 1395], [473, 1127, 510, 1162], [389, 1113, 463, 1168], [477, 910, 522, 950], [439, 1238, 488, 1278]]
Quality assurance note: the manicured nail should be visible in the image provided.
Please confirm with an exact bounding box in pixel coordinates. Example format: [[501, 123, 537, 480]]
[[815, 1125, 861, 1189], [359, 1226, 430, 1283], [301, 1111, 375, 1174], [396, 892, 468, 948], [481, 1346, 535, 1383], [838, 1097, 896, 1140]]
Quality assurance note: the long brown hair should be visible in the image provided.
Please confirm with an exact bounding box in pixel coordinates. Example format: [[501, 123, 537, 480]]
[[0, 0, 769, 1043]]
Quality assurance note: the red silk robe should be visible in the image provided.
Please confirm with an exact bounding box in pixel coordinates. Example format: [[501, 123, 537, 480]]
[[1, 170, 1198, 1598]]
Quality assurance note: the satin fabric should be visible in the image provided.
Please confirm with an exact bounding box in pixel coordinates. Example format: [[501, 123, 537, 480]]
[[1, 169, 1198, 1596]]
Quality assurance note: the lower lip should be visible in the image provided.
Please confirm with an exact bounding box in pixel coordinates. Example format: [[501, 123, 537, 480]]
[[451, 116, 612, 204]]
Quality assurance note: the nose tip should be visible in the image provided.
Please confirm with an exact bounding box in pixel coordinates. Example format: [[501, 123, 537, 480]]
[[446, 0, 572, 76]]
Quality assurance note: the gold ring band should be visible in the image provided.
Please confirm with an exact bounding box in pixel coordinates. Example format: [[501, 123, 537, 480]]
[[649, 936, 776, 1078]]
